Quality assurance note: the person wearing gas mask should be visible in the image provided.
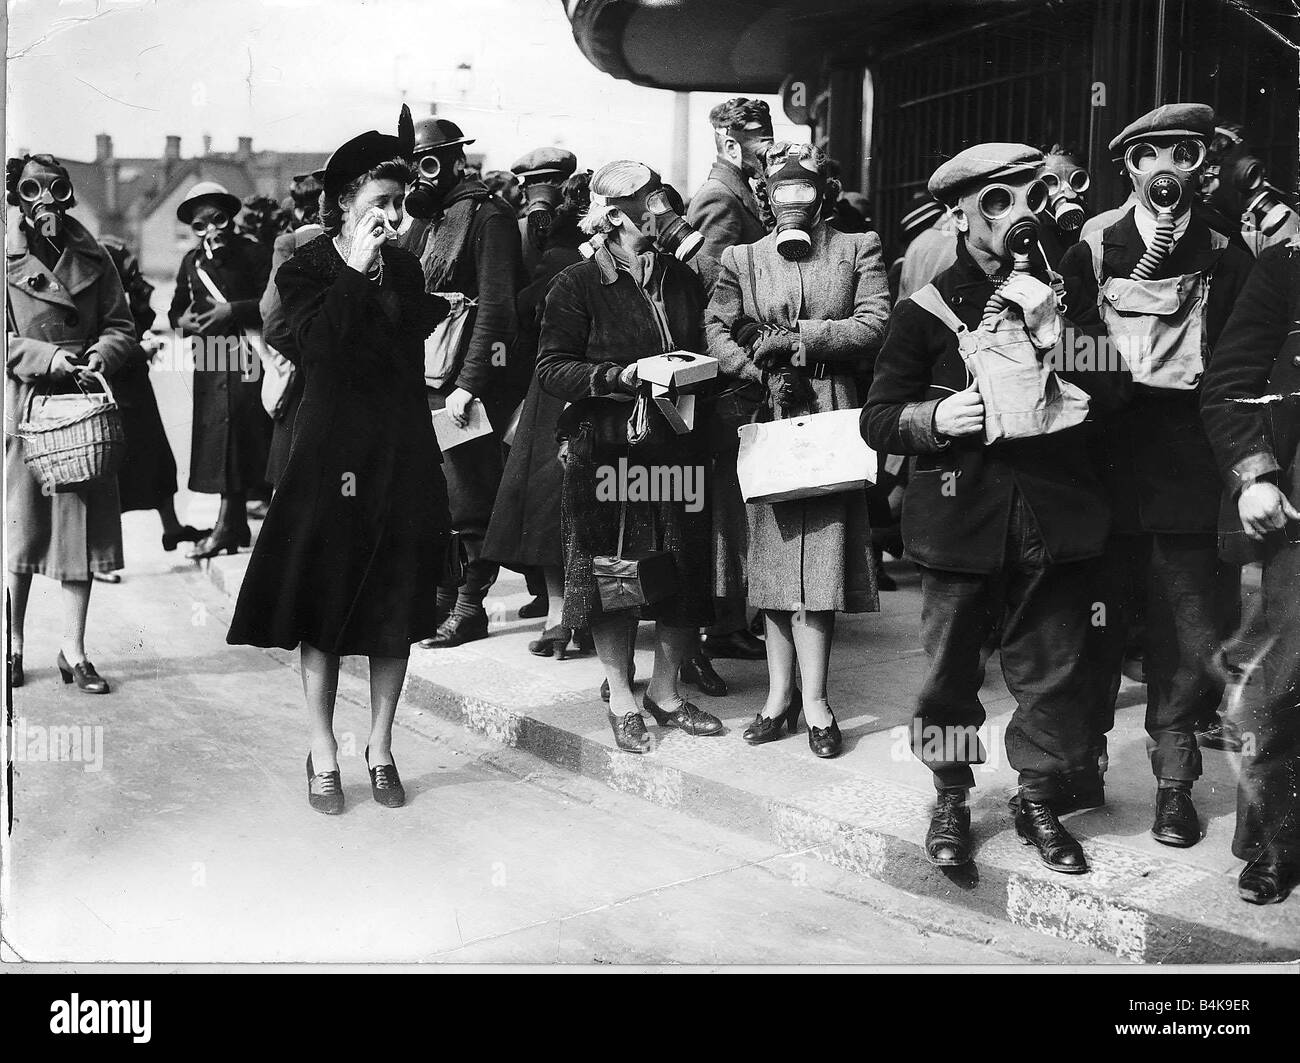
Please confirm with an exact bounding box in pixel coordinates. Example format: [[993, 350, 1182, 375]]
[[864, 144, 1127, 874], [5, 153, 136, 693], [1036, 144, 1092, 267], [511, 147, 578, 282], [536, 159, 723, 755], [484, 152, 591, 648], [1200, 236, 1300, 905], [1059, 104, 1255, 850], [168, 181, 273, 560], [1200, 124, 1299, 258], [687, 97, 774, 263], [260, 171, 327, 490], [706, 142, 889, 760], [398, 117, 525, 649]]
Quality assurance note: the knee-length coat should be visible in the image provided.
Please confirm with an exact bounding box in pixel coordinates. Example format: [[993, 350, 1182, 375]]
[[225, 235, 452, 659], [168, 234, 273, 496], [705, 222, 890, 613], [5, 212, 135, 580]]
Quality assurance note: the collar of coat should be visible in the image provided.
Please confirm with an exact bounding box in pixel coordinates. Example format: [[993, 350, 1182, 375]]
[[6, 208, 108, 307], [1100, 207, 1227, 278], [706, 158, 762, 219]]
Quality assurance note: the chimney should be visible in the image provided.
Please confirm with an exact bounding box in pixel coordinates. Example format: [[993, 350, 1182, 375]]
[[236, 136, 253, 161], [202, 134, 212, 156], [164, 135, 181, 161], [95, 133, 113, 163]]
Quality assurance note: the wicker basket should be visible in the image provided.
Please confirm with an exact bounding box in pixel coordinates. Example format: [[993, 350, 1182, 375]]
[[17, 370, 125, 492]]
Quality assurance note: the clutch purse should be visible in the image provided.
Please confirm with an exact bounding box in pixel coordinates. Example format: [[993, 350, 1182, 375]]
[[592, 498, 677, 612]]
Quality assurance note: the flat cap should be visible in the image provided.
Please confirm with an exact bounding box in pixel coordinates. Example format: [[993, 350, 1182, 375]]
[[511, 147, 578, 182], [1108, 103, 1215, 153], [928, 143, 1044, 204]]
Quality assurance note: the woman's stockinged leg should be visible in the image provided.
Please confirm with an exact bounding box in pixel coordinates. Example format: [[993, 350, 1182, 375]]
[[594, 614, 637, 716], [793, 609, 836, 727], [367, 656, 408, 767], [762, 609, 798, 719], [543, 565, 565, 629], [300, 642, 341, 772], [8, 571, 33, 654], [61, 579, 92, 663], [645, 622, 695, 709]]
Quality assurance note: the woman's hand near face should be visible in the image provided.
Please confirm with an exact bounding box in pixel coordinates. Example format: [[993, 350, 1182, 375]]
[[346, 207, 386, 276]]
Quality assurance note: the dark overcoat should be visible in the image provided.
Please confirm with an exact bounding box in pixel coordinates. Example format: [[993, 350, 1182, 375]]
[[168, 233, 272, 495], [226, 236, 452, 658], [536, 246, 714, 629], [1058, 209, 1256, 533], [862, 239, 1126, 574], [687, 160, 768, 262], [5, 212, 135, 579]]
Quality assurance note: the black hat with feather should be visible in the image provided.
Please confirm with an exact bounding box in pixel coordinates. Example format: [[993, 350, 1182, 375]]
[[321, 104, 415, 196]]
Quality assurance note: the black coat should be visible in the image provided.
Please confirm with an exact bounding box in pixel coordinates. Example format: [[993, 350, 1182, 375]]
[[226, 235, 452, 658], [1058, 210, 1256, 533], [1200, 239, 1300, 561], [482, 240, 584, 570], [168, 234, 273, 495], [862, 239, 1124, 574]]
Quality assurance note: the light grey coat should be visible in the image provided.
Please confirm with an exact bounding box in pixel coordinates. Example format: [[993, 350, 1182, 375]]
[[705, 222, 890, 612]]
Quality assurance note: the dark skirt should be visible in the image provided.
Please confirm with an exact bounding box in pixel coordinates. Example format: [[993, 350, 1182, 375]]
[[113, 361, 178, 512], [483, 375, 565, 570], [559, 427, 714, 630]]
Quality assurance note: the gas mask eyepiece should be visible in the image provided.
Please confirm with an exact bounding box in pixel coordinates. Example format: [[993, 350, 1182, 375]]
[[405, 152, 456, 220]]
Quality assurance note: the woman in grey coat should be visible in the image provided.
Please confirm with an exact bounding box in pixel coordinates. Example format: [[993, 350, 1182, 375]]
[[706, 143, 890, 758], [5, 154, 136, 693]]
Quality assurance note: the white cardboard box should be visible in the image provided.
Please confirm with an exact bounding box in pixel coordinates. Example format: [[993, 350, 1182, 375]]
[[636, 351, 718, 391]]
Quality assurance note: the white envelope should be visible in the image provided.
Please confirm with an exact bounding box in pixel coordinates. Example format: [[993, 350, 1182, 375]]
[[431, 398, 493, 451]]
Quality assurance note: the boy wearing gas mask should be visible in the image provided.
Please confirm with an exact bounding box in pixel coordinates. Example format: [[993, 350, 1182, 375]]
[[1059, 104, 1255, 849], [864, 144, 1123, 875], [398, 117, 524, 648], [511, 147, 578, 279], [1037, 145, 1091, 267], [1200, 124, 1299, 257]]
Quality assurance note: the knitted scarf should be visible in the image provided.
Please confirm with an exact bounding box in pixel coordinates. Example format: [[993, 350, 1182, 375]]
[[420, 187, 486, 291]]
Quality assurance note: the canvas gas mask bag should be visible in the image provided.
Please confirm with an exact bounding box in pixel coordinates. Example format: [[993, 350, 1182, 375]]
[[1081, 228, 1225, 391], [910, 283, 1090, 443]]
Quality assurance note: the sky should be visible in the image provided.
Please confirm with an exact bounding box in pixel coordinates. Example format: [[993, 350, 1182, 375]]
[[4, 0, 805, 191]]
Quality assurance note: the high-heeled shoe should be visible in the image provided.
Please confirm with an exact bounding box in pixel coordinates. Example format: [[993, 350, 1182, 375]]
[[57, 651, 109, 694], [806, 707, 842, 758], [162, 525, 208, 552], [743, 690, 803, 745], [643, 693, 723, 736], [306, 753, 344, 815], [364, 746, 405, 808], [517, 595, 548, 619], [608, 711, 651, 754], [529, 624, 571, 659], [187, 527, 244, 560], [8, 653, 24, 688]]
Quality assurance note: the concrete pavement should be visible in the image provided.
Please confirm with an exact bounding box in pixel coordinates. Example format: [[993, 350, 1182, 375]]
[[1, 520, 1110, 965]]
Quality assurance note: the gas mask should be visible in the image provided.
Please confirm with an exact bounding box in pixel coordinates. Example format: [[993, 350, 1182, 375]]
[[764, 146, 826, 261], [1204, 147, 1294, 238], [1040, 157, 1090, 234], [1124, 137, 1205, 217], [522, 179, 563, 248], [959, 177, 1048, 263], [190, 208, 233, 258], [405, 151, 462, 220], [586, 169, 702, 262], [17, 168, 74, 241]]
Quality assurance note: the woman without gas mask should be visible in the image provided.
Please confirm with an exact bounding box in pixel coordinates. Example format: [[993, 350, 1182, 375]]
[[536, 159, 724, 754], [226, 112, 453, 814], [706, 143, 891, 759], [5, 154, 136, 693]]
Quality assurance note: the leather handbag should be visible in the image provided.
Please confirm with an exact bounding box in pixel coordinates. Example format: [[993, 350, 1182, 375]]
[[592, 497, 677, 612]]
